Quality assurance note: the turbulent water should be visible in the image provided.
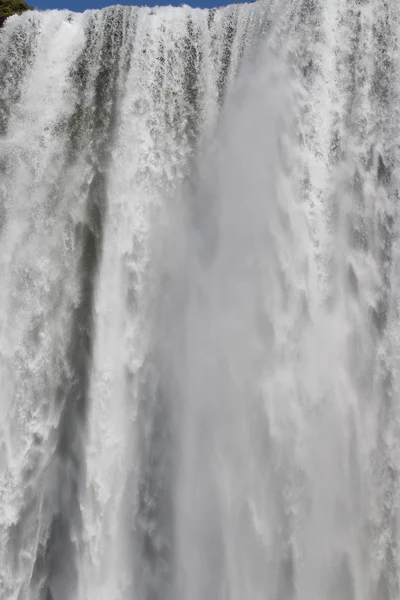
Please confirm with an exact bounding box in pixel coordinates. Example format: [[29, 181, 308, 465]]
[[1, 0, 400, 598]]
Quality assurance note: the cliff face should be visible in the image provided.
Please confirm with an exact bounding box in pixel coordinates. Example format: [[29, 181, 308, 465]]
[[0, 0, 32, 27]]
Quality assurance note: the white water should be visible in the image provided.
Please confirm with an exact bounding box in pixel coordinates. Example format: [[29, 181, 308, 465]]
[[1, 1, 400, 599]]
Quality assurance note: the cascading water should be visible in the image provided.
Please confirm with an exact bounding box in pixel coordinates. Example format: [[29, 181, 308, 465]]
[[1, 0, 400, 598]]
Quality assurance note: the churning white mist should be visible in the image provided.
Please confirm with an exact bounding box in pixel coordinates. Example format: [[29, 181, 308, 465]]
[[1, 0, 400, 599]]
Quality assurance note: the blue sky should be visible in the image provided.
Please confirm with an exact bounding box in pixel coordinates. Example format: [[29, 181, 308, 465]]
[[32, 0, 239, 11]]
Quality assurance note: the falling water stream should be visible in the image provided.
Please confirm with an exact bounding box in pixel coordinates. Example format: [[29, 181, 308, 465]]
[[1, 1, 400, 598]]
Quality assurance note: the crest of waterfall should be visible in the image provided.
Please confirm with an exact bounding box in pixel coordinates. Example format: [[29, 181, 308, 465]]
[[1, 1, 400, 599]]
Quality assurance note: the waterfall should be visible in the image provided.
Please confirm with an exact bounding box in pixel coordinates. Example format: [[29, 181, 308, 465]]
[[1, 1, 400, 599]]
